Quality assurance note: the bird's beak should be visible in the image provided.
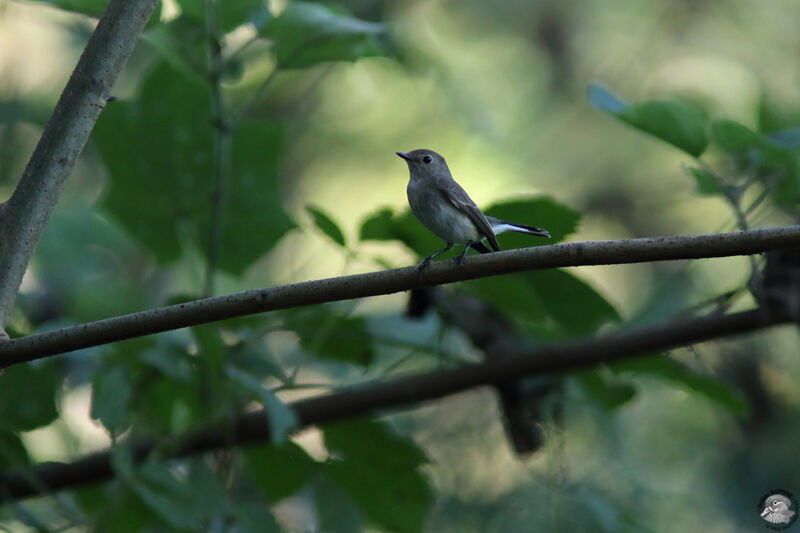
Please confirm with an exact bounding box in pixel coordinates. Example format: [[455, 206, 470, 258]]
[[396, 152, 412, 161]]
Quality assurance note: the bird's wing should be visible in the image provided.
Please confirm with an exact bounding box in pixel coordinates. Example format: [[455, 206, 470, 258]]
[[437, 180, 500, 251]]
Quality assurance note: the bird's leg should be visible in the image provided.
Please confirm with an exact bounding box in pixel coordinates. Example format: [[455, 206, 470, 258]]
[[418, 243, 453, 272], [454, 243, 474, 267]]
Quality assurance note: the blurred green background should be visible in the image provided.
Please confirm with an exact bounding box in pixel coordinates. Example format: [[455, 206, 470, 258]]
[[1, 0, 799, 531]]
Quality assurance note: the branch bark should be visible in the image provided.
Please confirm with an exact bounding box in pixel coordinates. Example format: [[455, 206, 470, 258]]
[[0, 0, 160, 327], [0, 307, 789, 502], [0, 225, 799, 367]]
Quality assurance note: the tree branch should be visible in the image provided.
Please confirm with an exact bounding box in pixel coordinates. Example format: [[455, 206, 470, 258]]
[[0, 307, 789, 502], [0, 0, 160, 327], [0, 226, 798, 367]]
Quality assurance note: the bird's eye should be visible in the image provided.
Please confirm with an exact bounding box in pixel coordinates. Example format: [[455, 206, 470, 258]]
[[422, 155, 432, 164]]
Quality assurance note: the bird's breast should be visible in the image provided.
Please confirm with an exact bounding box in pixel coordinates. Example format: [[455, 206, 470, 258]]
[[407, 181, 480, 244]]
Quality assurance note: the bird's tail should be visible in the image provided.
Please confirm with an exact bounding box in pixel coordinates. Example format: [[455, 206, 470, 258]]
[[487, 216, 551, 238]]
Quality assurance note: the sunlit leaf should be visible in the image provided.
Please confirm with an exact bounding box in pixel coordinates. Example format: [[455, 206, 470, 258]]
[[711, 119, 762, 155], [262, 2, 393, 69], [687, 167, 725, 196], [307, 205, 347, 247], [588, 84, 708, 156]]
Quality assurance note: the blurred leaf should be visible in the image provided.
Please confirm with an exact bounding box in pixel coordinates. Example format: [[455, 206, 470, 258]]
[[226, 366, 298, 443], [529, 270, 620, 336], [575, 370, 637, 410], [140, 377, 204, 433], [586, 83, 627, 113], [244, 440, 317, 502], [307, 205, 347, 247], [484, 196, 581, 244], [611, 356, 750, 416], [687, 167, 725, 196], [313, 474, 363, 533], [322, 418, 431, 533], [711, 119, 762, 155], [141, 17, 207, 82], [588, 84, 708, 156], [0, 430, 30, 471], [231, 503, 281, 533], [285, 310, 375, 366], [0, 361, 59, 432], [95, 63, 294, 274], [127, 459, 227, 530], [177, 0, 269, 32], [91, 366, 132, 435], [768, 128, 800, 149], [466, 269, 619, 339], [138, 343, 195, 383], [75, 483, 152, 533], [262, 2, 393, 69], [39, 0, 162, 23]]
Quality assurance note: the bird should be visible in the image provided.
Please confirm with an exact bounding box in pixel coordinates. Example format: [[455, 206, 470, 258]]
[[397, 149, 551, 270]]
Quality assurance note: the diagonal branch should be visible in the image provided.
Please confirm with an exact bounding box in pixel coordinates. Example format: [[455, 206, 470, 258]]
[[0, 226, 799, 367], [0, 0, 160, 328], [0, 306, 789, 502]]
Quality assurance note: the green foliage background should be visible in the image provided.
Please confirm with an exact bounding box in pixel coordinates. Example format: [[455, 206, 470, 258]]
[[1, 0, 800, 531]]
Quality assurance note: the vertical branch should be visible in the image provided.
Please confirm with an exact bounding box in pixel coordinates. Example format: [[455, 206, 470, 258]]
[[0, 0, 160, 329], [204, 0, 232, 297]]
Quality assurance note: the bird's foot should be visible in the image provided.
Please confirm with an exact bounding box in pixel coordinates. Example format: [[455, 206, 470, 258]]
[[417, 257, 433, 275]]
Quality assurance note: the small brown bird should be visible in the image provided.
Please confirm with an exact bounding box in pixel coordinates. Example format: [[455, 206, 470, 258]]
[[397, 149, 550, 269]]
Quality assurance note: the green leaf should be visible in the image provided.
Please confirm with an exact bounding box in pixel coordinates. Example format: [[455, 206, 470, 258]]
[[285, 310, 375, 366], [312, 474, 363, 533], [0, 361, 59, 432], [262, 2, 393, 69], [483, 196, 581, 244], [140, 17, 208, 82], [322, 418, 431, 533], [42, 0, 162, 24], [244, 441, 318, 502], [0, 430, 30, 471], [711, 119, 762, 155], [588, 84, 708, 156], [307, 205, 347, 247], [177, 0, 269, 32], [231, 503, 281, 533], [94, 63, 295, 274], [574, 370, 637, 410], [91, 366, 133, 435], [466, 269, 619, 339], [611, 356, 750, 416], [226, 366, 298, 443], [127, 459, 227, 530], [687, 167, 725, 196]]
